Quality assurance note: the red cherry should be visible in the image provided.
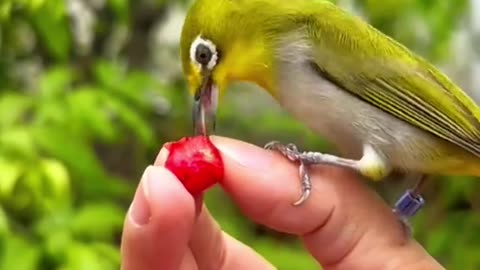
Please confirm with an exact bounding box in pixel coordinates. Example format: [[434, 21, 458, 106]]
[[164, 136, 224, 195]]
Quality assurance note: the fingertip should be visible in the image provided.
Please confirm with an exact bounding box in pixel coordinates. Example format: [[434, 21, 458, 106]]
[[146, 166, 196, 223], [154, 147, 170, 166], [121, 166, 196, 270]]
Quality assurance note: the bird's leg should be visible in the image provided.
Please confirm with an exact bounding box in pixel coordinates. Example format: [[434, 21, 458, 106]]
[[265, 141, 390, 206], [266, 141, 425, 236], [392, 175, 427, 236]]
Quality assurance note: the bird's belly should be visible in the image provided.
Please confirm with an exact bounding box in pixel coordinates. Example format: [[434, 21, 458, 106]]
[[274, 60, 480, 175]]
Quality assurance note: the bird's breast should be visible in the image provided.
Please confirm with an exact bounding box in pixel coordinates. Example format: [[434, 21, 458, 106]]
[[274, 58, 365, 157]]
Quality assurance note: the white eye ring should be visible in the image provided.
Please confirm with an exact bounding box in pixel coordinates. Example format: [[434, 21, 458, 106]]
[[190, 35, 218, 71]]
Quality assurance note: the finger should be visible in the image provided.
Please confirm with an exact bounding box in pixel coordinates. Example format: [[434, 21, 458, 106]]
[[189, 205, 226, 269], [156, 148, 275, 270], [179, 249, 198, 270], [211, 136, 444, 270], [190, 205, 275, 270], [220, 232, 277, 270], [121, 166, 196, 270]]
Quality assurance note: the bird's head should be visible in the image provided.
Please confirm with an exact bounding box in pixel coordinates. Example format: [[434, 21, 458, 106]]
[[180, 0, 278, 135]]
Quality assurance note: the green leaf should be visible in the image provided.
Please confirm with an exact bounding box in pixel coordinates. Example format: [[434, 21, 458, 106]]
[[39, 158, 71, 206], [33, 126, 103, 179], [0, 158, 23, 198], [35, 100, 70, 126], [440, 179, 474, 208], [31, 124, 131, 199], [94, 60, 125, 90], [94, 61, 155, 106], [31, 125, 130, 199], [20, 164, 48, 214], [28, 0, 47, 10], [108, 0, 129, 23], [0, 93, 32, 129], [34, 206, 69, 230], [63, 242, 107, 270], [0, 2, 12, 21], [39, 66, 73, 99], [0, 127, 36, 158], [0, 206, 9, 236], [40, 158, 70, 194], [71, 203, 124, 241], [44, 229, 73, 260], [0, 235, 40, 270], [67, 87, 118, 142], [91, 243, 120, 268], [118, 71, 158, 106], [31, 1, 71, 61], [104, 96, 154, 146]]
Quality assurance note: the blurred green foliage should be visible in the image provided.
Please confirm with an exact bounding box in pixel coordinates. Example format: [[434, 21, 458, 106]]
[[0, 0, 479, 269]]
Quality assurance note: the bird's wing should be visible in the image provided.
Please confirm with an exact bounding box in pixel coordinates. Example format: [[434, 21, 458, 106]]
[[308, 9, 480, 156]]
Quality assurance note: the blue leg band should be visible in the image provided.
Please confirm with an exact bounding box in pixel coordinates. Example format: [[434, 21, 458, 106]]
[[394, 190, 425, 218]]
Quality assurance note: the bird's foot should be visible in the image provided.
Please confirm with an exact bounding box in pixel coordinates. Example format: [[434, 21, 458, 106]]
[[392, 189, 425, 237], [264, 141, 360, 206], [264, 141, 312, 206]]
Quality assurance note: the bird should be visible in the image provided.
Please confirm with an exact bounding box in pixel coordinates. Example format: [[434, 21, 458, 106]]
[[179, 0, 480, 226]]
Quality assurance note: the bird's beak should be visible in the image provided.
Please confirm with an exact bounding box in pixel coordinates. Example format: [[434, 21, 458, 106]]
[[192, 73, 218, 136]]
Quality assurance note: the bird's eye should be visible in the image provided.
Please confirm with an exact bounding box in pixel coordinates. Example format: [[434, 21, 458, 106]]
[[195, 44, 213, 66], [190, 36, 218, 70]]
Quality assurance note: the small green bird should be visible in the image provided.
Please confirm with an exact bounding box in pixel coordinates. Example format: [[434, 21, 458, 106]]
[[180, 0, 480, 221]]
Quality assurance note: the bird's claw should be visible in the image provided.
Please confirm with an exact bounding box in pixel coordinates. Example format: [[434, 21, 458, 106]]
[[293, 162, 311, 206], [264, 141, 312, 206], [265, 141, 301, 162]]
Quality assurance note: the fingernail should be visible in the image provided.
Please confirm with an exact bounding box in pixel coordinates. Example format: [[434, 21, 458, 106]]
[[154, 146, 170, 166], [210, 136, 274, 170], [129, 166, 153, 226]]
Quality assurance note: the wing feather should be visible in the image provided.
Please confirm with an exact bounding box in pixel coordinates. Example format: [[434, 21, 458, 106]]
[[307, 8, 480, 156]]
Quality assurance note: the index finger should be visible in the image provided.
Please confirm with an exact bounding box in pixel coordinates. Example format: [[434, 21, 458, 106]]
[[211, 136, 444, 270]]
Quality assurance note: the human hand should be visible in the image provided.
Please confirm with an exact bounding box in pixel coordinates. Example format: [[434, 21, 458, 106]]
[[120, 136, 445, 270]]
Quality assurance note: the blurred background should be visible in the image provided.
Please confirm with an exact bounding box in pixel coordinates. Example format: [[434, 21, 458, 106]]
[[1, 0, 480, 269]]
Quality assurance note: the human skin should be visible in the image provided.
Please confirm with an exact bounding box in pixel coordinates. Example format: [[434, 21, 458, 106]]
[[120, 136, 445, 270]]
